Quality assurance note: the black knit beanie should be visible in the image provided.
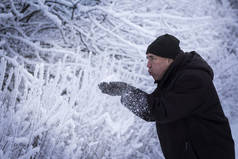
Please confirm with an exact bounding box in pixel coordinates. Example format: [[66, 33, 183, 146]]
[[146, 34, 181, 59]]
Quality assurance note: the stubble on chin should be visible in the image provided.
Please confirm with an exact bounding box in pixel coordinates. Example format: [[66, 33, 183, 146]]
[[152, 74, 158, 81]]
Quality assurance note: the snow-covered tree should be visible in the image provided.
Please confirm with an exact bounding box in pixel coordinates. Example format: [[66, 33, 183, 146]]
[[0, 0, 237, 158]]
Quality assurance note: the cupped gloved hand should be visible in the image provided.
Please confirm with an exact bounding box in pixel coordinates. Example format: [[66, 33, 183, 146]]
[[98, 81, 133, 96]]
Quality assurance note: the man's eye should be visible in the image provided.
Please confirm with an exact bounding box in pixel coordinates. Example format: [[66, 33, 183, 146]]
[[146, 56, 156, 61]]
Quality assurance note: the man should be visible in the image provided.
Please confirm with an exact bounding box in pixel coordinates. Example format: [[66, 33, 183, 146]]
[[98, 34, 235, 159]]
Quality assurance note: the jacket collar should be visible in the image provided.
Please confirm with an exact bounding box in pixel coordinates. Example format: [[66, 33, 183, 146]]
[[155, 53, 185, 88]]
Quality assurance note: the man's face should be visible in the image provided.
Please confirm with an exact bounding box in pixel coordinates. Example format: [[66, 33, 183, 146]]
[[146, 53, 173, 81]]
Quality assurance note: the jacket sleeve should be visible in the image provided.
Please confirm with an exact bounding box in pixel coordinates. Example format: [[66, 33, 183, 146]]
[[149, 72, 208, 123], [120, 88, 156, 122]]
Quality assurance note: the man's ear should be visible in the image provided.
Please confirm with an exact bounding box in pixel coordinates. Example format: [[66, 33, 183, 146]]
[[167, 58, 174, 64]]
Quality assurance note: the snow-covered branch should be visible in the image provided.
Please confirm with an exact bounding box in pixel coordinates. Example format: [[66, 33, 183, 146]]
[[0, 0, 237, 158]]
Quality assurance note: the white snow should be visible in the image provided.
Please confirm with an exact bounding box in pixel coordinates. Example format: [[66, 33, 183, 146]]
[[231, 123, 238, 158], [0, 0, 237, 159], [100, 74, 122, 83]]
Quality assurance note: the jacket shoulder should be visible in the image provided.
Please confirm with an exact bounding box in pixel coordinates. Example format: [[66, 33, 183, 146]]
[[174, 69, 211, 89]]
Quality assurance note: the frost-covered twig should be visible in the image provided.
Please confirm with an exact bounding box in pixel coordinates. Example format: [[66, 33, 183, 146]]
[[10, 0, 23, 18], [0, 13, 14, 19]]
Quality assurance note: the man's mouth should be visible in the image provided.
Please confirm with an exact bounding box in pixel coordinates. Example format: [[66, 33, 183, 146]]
[[148, 70, 152, 75]]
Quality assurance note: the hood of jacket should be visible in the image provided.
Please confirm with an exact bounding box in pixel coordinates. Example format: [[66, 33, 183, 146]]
[[157, 51, 214, 87]]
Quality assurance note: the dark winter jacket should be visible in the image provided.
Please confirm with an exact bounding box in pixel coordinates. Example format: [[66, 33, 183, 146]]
[[121, 51, 235, 159]]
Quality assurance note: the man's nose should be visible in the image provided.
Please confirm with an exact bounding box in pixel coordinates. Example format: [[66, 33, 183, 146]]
[[147, 61, 151, 68]]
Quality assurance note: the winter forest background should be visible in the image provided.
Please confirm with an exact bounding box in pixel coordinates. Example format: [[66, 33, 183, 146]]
[[0, 0, 238, 158]]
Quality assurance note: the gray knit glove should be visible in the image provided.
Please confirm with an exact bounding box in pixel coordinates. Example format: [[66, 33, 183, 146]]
[[98, 82, 135, 96]]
